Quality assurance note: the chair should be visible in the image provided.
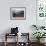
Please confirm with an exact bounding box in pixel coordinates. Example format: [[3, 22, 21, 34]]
[[18, 33, 30, 46], [4, 27, 19, 46]]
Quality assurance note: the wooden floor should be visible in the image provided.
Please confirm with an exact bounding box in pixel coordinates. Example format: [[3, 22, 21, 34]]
[[0, 42, 46, 46]]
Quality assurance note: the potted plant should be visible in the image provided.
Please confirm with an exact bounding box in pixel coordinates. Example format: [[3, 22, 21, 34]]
[[33, 32, 46, 43]]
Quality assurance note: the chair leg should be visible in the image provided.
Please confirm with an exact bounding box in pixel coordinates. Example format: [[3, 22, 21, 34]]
[[4, 41, 7, 46], [16, 34, 18, 46], [4, 33, 7, 46]]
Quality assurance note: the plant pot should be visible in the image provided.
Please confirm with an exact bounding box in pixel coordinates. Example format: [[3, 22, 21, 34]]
[[37, 39, 44, 44], [37, 39, 40, 43]]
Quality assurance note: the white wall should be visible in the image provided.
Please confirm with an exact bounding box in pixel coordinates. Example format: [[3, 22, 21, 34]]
[[0, 0, 37, 42]]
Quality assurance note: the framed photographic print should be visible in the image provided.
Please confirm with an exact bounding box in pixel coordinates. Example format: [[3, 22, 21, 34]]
[[10, 7, 26, 20]]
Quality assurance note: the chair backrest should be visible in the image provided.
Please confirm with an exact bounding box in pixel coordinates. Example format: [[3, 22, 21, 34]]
[[11, 27, 18, 34]]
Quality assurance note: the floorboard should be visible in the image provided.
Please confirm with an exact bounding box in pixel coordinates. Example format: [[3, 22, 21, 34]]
[[0, 42, 46, 46]]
